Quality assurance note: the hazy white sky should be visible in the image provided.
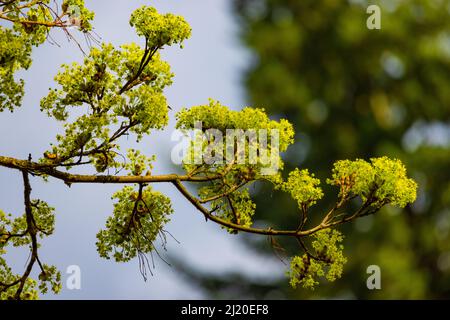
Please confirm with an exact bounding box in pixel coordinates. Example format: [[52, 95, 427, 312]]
[[0, 0, 283, 299]]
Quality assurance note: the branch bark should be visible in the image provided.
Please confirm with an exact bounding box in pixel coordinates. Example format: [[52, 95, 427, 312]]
[[0, 155, 378, 239]]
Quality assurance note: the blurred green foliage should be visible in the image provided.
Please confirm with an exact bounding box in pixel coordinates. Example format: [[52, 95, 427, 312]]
[[180, 0, 450, 299]]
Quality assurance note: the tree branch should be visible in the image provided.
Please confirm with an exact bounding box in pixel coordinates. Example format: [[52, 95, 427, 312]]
[[0, 155, 382, 240], [0, 13, 68, 28], [0, 156, 220, 184], [199, 181, 247, 204]]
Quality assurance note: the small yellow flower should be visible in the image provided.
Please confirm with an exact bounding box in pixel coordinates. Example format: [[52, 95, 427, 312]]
[[44, 152, 58, 160]]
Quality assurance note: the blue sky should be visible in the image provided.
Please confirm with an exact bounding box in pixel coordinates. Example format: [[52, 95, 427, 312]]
[[0, 0, 284, 299]]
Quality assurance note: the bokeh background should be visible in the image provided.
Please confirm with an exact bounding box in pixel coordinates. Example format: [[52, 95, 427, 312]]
[[181, 0, 450, 299], [1, 0, 450, 299]]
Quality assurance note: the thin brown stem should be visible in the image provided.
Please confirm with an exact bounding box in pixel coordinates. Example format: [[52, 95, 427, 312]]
[[13, 171, 39, 299]]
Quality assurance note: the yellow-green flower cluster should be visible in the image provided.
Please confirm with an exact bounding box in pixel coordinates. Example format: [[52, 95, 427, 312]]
[[130, 6, 191, 48], [39, 42, 172, 169], [288, 230, 347, 290], [96, 186, 173, 262], [176, 99, 294, 152], [206, 187, 256, 233], [0, 0, 94, 112], [124, 149, 155, 176], [327, 157, 417, 208], [281, 169, 324, 209], [0, 202, 60, 299]]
